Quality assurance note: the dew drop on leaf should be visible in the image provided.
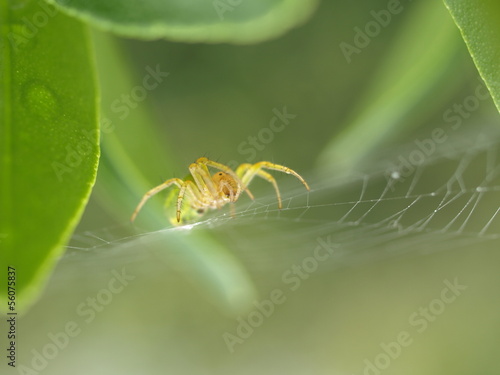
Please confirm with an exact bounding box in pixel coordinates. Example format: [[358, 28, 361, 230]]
[[22, 81, 59, 120]]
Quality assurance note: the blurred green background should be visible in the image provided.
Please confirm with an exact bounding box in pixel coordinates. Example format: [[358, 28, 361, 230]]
[[12, 0, 500, 374]]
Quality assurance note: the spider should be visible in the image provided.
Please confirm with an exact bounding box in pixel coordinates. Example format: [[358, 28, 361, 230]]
[[130, 157, 310, 225]]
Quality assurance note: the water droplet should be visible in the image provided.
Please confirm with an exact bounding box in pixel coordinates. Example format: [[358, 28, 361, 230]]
[[22, 81, 59, 120], [390, 171, 400, 179]]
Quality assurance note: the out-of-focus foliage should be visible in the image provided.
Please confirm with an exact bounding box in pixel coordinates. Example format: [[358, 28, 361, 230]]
[[444, 0, 500, 113], [0, 0, 98, 312], [45, 0, 319, 43]]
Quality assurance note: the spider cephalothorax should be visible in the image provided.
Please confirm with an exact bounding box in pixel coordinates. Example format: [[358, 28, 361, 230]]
[[131, 157, 310, 225], [212, 171, 239, 199]]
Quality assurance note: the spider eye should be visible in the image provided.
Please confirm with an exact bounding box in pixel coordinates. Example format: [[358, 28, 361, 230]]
[[218, 172, 223, 176]]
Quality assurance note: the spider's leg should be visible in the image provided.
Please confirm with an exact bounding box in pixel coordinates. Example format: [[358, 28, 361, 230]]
[[229, 202, 236, 218], [189, 162, 218, 198], [131, 178, 184, 222], [256, 170, 283, 209], [252, 161, 310, 191], [236, 163, 253, 182], [235, 163, 256, 200], [189, 162, 230, 212], [237, 164, 283, 209], [184, 180, 206, 209], [176, 179, 202, 223]]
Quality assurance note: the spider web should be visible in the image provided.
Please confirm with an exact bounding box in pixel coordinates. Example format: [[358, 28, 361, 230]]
[[14, 123, 498, 375], [69, 126, 500, 250], [64, 124, 500, 285]]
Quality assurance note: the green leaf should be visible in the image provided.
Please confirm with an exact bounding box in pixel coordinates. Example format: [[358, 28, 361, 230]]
[[0, 0, 98, 312], [443, 0, 500, 113], [44, 0, 318, 44]]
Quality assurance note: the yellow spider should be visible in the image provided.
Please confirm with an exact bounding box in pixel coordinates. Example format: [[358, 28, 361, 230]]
[[130, 157, 310, 225]]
